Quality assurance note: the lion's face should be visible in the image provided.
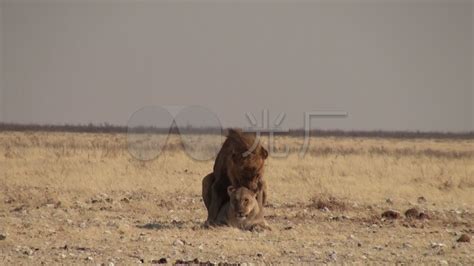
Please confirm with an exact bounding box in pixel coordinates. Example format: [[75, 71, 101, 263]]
[[227, 186, 258, 220], [230, 146, 268, 191]]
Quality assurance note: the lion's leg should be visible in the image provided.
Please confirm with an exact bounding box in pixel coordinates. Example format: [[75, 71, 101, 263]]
[[247, 221, 272, 232], [257, 179, 267, 207], [207, 180, 228, 224], [201, 173, 215, 211]]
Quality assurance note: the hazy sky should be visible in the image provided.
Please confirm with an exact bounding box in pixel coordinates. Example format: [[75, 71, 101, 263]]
[[0, 1, 473, 132]]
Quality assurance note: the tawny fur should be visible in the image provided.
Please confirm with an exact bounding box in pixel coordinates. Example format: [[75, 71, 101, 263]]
[[202, 129, 268, 225], [216, 186, 271, 231]]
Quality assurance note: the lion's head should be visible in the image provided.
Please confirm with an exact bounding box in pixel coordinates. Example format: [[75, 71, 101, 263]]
[[227, 186, 259, 221], [225, 129, 268, 191]]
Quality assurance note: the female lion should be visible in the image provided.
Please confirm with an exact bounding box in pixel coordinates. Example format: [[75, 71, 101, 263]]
[[216, 186, 271, 232]]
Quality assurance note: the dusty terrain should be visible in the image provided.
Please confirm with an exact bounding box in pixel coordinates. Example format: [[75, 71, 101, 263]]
[[0, 131, 473, 264]]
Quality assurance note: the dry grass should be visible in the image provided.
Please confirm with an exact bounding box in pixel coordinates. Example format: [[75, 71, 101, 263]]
[[0, 131, 473, 264]]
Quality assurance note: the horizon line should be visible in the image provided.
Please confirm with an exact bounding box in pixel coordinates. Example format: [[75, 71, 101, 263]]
[[0, 122, 472, 140]]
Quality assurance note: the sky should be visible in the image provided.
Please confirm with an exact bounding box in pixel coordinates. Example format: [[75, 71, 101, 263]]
[[0, 0, 473, 132]]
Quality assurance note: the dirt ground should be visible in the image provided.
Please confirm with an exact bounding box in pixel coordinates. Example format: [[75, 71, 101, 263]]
[[0, 132, 473, 264]]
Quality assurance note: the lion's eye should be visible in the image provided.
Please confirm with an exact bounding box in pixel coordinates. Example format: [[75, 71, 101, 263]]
[[244, 198, 249, 203]]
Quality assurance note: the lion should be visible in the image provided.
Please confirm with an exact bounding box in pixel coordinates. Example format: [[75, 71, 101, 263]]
[[202, 129, 268, 225], [216, 186, 271, 231]]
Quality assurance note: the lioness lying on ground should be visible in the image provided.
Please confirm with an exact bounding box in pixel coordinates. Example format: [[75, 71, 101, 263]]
[[216, 186, 271, 231]]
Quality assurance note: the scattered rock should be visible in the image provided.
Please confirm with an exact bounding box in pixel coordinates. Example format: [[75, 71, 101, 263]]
[[12, 205, 27, 213], [151, 258, 167, 264], [431, 242, 446, 249], [418, 212, 430, 220], [382, 210, 400, 219], [120, 197, 130, 203], [85, 256, 93, 261], [405, 208, 420, 219], [174, 259, 202, 265], [417, 196, 427, 203], [173, 239, 184, 246], [328, 251, 337, 261], [439, 260, 448, 265], [385, 198, 393, 204], [23, 248, 34, 256], [457, 234, 470, 243], [256, 252, 263, 257], [0, 233, 6, 240]]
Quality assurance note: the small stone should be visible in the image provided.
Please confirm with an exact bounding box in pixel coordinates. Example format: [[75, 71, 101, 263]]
[[85, 256, 93, 261], [405, 208, 420, 219], [256, 252, 263, 257], [60, 254, 66, 259], [151, 258, 167, 264], [108, 262, 115, 266], [417, 196, 427, 203], [173, 239, 184, 246], [431, 242, 446, 248], [0, 233, 6, 240], [25, 249, 34, 256], [121, 197, 130, 203], [386, 198, 393, 204], [418, 212, 430, 220], [457, 234, 470, 243], [439, 260, 448, 265], [328, 251, 337, 261], [382, 210, 400, 219]]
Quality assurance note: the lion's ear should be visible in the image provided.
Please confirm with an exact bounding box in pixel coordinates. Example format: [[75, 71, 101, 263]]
[[261, 146, 268, 159], [227, 186, 236, 196]]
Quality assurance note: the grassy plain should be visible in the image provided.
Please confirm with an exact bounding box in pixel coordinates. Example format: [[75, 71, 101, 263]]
[[0, 131, 473, 264]]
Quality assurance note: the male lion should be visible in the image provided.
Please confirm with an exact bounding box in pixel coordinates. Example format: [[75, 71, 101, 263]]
[[216, 186, 271, 231], [202, 129, 268, 225]]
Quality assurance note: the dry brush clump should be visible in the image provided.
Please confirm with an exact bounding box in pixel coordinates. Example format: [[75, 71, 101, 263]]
[[308, 195, 348, 211]]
